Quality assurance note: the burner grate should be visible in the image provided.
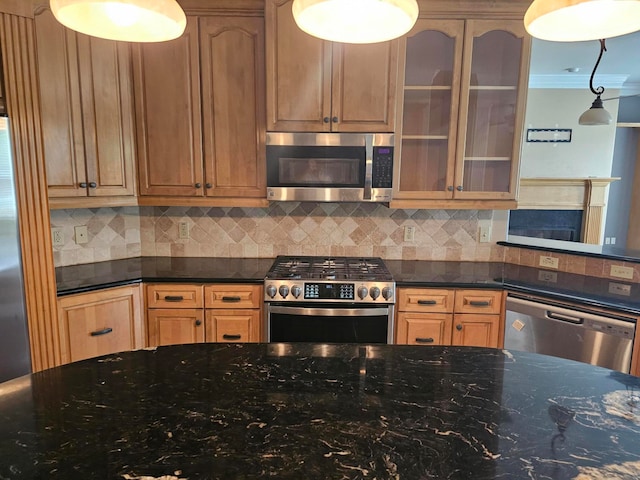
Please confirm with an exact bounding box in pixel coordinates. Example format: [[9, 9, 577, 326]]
[[266, 256, 392, 281]]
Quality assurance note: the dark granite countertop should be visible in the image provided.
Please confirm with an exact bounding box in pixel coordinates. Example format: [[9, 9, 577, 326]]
[[55, 257, 640, 314], [1, 343, 639, 479]]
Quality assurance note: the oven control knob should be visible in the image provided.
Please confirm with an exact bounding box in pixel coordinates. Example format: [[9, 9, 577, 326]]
[[382, 286, 393, 300], [357, 286, 369, 300], [266, 284, 277, 299], [291, 285, 302, 298], [279, 285, 289, 299], [370, 286, 381, 300]]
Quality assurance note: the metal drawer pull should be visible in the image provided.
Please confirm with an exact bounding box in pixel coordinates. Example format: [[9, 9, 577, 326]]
[[469, 300, 490, 307], [222, 296, 242, 302], [164, 295, 184, 302], [223, 334, 242, 340], [90, 327, 113, 337], [417, 299, 437, 305], [415, 337, 434, 344]]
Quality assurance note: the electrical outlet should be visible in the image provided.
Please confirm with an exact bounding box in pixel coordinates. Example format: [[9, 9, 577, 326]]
[[608, 282, 631, 296], [403, 225, 415, 242], [52, 228, 64, 246], [610, 265, 634, 280], [538, 270, 558, 283], [179, 222, 189, 239], [539, 255, 559, 269], [478, 220, 491, 243], [74, 225, 88, 245]]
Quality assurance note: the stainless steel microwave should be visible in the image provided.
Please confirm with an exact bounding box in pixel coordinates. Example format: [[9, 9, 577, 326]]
[[266, 132, 394, 202]]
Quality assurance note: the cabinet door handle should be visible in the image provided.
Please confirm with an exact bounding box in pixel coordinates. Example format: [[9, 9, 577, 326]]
[[456, 185, 463, 191], [323, 117, 330, 123], [447, 185, 453, 191], [79, 182, 88, 188], [195, 320, 202, 326], [90, 327, 113, 337], [417, 299, 437, 305], [332, 116, 339, 123], [415, 337, 434, 344], [469, 300, 490, 307], [164, 295, 184, 302], [205, 183, 212, 189], [456, 324, 463, 331], [222, 334, 242, 341], [89, 182, 97, 188], [195, 183, 202, 188], [222, 296, 242, 303]]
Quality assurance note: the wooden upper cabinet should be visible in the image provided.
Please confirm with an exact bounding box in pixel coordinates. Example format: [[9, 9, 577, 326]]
[[133, 15, 266, 202], [34, 8, 136, 203], [200, 16, 266, 198], [392, 19, 530, 208], [133, 18, 203, 197], [266, 0, 398, 132]]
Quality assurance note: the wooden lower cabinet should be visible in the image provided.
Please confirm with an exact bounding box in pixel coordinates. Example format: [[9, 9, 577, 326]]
[[146, 283, 262, 346], [57, 284, 144, 364], [396, 288, 503, 348]]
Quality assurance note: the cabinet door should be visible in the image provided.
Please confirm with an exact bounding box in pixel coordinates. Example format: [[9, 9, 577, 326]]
[[206, 310, 261, 342], [76, 35, 136, 197], [396, 312, 453, 345], [331, 41, 398, 133], [394, 20, 464, 200], [147, 309, 205, 346], [454, 20, 530, 200], [133, 17, 204, 196], [265, 0, 332, 131], [452, 313, 500, 348], [57, 285, 143, 364], [200, 16, 266, 199], [35, 8, 87, 198]]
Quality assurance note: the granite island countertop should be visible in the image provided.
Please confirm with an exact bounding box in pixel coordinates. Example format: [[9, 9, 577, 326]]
[[1, 343, 640, 479]]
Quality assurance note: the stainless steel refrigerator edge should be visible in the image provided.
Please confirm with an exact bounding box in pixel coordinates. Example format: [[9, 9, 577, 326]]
[[0, 115, 31, 383]]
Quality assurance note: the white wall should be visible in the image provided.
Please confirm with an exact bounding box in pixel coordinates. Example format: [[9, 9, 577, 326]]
[[520, 88, 620, 178]]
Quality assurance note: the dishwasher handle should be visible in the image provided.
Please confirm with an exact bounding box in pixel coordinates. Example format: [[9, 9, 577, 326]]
[[546, 311, 584, 325]]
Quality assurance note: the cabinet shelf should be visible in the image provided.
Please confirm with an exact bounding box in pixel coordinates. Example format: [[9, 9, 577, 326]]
[[403, 135, 449, 140], [404, 85, 452, 91], [464, 156, 512, 161]]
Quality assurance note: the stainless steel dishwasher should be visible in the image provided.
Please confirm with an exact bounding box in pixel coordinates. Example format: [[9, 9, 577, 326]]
[[504, 294, 636, 373]]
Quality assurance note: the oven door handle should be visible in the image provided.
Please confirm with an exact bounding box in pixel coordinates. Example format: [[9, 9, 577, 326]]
[[268, 305, 389, 317]]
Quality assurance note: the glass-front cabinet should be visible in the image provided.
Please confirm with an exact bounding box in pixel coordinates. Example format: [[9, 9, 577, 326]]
[[393, 19, 530, 207]]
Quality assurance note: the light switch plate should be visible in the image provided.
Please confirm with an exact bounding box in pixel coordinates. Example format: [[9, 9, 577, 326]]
[[610, 265, 634, 280], [539, 255, 559, 269], [403, 225, 415, 242], [179, 222, 189, 239]]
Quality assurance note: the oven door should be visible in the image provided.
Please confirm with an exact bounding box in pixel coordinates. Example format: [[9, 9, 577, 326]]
[[267, 303, 394, 344]]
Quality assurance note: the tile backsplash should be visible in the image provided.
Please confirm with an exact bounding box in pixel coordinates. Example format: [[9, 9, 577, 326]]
[[50, 204, 503, 267]]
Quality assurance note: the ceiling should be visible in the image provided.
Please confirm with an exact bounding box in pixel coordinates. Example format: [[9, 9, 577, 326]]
[[528, 30, 640, 92]]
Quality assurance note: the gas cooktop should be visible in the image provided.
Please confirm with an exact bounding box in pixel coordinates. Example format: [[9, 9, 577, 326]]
[[264, 256, 395, 303]]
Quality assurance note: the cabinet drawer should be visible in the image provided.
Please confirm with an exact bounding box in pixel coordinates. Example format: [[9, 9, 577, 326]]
[[397, 289, 455, 313], [454, 290, 502, 314], [206, 310, 261, 343], [204, 284, 262, 309], [396, 312, 452, 346], [147, 284, 203, 309]]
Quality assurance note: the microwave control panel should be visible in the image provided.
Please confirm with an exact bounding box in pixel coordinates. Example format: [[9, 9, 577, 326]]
[[372, 147, 394, 188]]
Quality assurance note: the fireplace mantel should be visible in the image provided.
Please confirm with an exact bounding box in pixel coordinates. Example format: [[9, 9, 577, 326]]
[[517, 177, 620, 245]]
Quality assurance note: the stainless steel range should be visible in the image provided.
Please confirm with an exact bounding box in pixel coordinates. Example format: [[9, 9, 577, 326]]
[[264, 256, 395, 344]]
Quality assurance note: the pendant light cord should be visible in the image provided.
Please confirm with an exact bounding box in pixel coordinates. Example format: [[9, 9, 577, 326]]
[[589, 39, 607, 96]]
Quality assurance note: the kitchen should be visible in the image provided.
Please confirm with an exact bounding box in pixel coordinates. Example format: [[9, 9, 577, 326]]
[[2, 0, 640, 478], [1, 0, 640, 373]]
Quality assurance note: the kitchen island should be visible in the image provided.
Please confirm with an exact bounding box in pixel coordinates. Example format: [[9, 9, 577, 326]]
[[1, 344, 639, 479]]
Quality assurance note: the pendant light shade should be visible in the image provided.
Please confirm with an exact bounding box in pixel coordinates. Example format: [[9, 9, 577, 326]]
[[292, 0, 419, 44], [524, 0, 640, 42], [578, 96, 613, 125], [49, 0, 187, 43]]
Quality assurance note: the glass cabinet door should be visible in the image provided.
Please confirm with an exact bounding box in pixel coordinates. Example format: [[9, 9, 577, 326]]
[[454, 20, 530, 199], [395, 20, 464, 199]]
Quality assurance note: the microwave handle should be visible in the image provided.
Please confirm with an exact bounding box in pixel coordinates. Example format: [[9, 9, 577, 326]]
[[364, 135, 373, 200]]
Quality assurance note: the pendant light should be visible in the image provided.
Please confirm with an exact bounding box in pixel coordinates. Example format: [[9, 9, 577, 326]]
[[578, 39, 613, 126], [292, 0, 419, 44], [524, 0, 640, 42], [49, 0, 187, 43]]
